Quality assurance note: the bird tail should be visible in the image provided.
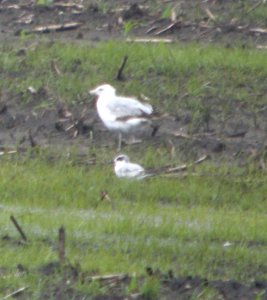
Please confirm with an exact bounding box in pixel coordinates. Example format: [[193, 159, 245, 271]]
[[141, 103, 153, 114]]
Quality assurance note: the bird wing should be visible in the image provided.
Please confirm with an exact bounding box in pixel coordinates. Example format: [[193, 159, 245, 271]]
[[122, 163, 145, 178], [106, 96, 153, 119]]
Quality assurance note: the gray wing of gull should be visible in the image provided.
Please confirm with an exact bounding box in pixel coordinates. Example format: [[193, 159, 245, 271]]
[[106, 96, 153, 118]]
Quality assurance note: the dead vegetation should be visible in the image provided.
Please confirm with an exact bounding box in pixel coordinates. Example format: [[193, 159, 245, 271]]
[[0, 0, 267, 45]]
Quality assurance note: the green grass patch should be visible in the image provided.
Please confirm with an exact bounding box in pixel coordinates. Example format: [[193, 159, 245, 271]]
[[0, 39, 267, 297], [1, 40, 267, 109], [0, 155, 266, 295]]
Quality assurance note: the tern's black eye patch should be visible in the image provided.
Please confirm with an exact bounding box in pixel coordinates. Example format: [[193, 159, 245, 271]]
[[116, 156, 125, 161]]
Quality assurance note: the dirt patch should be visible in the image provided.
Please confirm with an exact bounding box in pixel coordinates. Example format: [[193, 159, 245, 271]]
[[1, 0, 267, 45], [7, 262, 267, 300], [0, 87, 266, 165], [2, 232, 266, 299]]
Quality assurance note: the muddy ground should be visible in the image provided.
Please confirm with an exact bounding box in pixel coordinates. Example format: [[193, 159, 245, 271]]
[[2, 0, 267, 45], [0, 0, 267, 299], [2, 257, 267, 300]]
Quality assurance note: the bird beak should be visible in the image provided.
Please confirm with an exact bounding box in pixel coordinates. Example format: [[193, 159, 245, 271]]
[[89, 88, 97, 95]]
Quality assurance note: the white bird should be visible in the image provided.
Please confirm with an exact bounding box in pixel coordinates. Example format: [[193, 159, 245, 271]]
[[89, 84, 153, 150], [113, 154, 151, 180], [113, 154, 209, 180]]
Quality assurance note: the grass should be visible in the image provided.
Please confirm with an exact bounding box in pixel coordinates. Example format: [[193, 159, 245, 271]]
[[0, 39, 266, 140], [0, 38, 267, 297], [1, 40, 267, 108], [0, 153, 266, 298]]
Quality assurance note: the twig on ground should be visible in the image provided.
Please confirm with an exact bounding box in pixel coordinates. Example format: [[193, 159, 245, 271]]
[[202, 6, 216, 21], [154, 21, 180, 36], [52, 2, 84, 10], [1, 2, 83, 10], [126, 37, 173, 43], [10, 215, 27, 242], [167, 139, 176, 159], [58, 226, 66, 265], [65, 123, 75, 132], [193, 154, 210, 165], [28, 130, 38, 148], [170, 130, 191, 139], [145, 25, 159, 34], [116, 55, 128, 80], [31, 22, 82, 34], [0, 149, 17, 156], [249, 27, 267, 34], [3, 287, 29, 300], [96, 191, 115, 210], [51, 59, 62, 76], [163, 154, 209, 174], [165, 164, 187, 173], [62, 108, 93, 138], [0, 4, 20, 9], [89, 273, 127, 282], [16, 13, 34, 25]]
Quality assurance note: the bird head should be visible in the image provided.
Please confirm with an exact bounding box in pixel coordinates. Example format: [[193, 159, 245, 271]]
[[114, 154, 130, 165], [89, 84, 116, 97]]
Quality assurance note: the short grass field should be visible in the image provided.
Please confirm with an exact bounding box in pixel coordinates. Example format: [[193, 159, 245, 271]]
[[0, 153, 267, 298], [2, 40, 267, 108], [0, 39, 267, 298]]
